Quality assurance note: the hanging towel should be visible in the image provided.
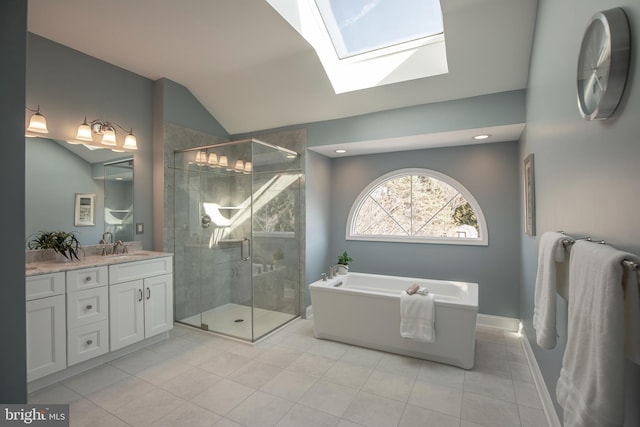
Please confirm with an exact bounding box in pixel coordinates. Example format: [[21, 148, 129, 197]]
[[556, 241, 639, 427], [533, 231, 568, 349], [400, 291, 435, 343], [623, 260, 640, 365]]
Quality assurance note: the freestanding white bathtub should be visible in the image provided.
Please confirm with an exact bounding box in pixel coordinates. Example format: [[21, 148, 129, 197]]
[[309, 272, 478, 369]]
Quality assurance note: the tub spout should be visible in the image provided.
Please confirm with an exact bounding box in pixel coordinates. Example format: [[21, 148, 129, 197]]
[[321, 273, 327, 281]]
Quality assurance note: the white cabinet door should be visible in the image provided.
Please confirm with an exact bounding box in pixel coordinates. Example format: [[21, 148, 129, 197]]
[[109, 280, 144, 351], [144, 274, 174, 338], [26, 294, 66, 381]]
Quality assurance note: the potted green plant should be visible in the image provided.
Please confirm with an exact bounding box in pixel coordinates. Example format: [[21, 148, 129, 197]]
[[27, 230, 81, 261], [336, 251, 352, 275]]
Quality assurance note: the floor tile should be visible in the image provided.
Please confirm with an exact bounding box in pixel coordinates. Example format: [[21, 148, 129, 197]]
[[408, 379, 462, 417], [375, 353, 422, 380], [149, 401, 220, 427], [257, 345, 304, 369], [111, 386, 186, 427], [227, 360, 283, 389], [399, 404, 460, 427], [299, 380, 359, 417], [190, 378, 255, 416], [226, 391, 293, 427], [342, 391, 406, 427], [198, 351, 252, 377], [260, 369, 317, 402], [361, 369, 415, 402], [69, 397, 113, 427], [62, 364, 130, 396], [322, 360, 372, 389], [464, 370, 516, 402], [287, 352, 335, 378], [158, 366, 222, 401], [28, 383, 83, 404], [514, 380, 542, 409], [307, 339, 349, 360], [418, 359, 465, 389], [461, 392, 520, 427], [339, 345, 384, 369], [109, 348, 171, 375], [135, 357, 194, 386], [275, 403, 339, 427], [86, 375, 155, 412], [519, 404, 548, 427]]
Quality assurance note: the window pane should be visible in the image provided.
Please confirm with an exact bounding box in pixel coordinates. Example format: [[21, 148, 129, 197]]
[[349, 170, 485, 244], [315, 0, 444, 58]]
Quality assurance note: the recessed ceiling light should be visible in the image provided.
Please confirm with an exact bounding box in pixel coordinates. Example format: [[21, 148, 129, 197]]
[[473, 134, 491, 140], [335, 149, 347, 154]]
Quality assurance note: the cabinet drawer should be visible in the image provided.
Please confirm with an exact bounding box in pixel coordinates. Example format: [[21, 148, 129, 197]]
[[67, 286, 109, 329], [67, 266, 108, 292], [26, 272, 65, 301], [67, 320, 109, 366], [109, 257, 173, 284]]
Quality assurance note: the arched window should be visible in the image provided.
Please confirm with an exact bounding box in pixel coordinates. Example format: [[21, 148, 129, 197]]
[[347, 169, 488, 245]]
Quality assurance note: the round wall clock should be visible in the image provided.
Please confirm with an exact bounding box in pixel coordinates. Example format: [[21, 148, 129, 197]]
[[577, 7, 630, 120]]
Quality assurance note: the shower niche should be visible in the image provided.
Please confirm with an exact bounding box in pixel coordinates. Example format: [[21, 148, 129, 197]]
[[173, 139, 303, 342]]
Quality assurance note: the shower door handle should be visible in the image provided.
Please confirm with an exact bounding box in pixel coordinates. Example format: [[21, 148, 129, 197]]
[[240, 237, 251, 261]]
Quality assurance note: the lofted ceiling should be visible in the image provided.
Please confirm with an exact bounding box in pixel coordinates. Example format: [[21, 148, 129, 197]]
[[27, 0, 538, 152]]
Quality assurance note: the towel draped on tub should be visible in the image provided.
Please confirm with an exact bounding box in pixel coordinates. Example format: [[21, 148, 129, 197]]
[[400, 291, 435, 343]]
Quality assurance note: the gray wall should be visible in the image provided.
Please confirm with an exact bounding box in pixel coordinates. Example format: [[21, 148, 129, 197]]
[[26, 138, 105, 245], [521, 0, 640, 423], [0, 0, 27, 402], [26, 33, 154, 249], [304, 151, 332, 302], [330, 141, 521, 318]]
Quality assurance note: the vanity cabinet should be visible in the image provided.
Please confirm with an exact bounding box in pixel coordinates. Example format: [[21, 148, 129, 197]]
[[66, 266, 109, 366], [26, 272, 66, 382], [109, 257, 173, 351]]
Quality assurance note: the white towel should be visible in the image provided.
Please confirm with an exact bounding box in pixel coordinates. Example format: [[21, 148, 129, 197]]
[[533, 231, 568, 349], [556, 241, 638, 427], [623, 262, 640, 365], [400, 291, 435, 343]]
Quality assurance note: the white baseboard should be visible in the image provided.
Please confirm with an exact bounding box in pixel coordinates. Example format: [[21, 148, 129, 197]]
[[521, 330, 562, 427], [476, 314, 520, 331]]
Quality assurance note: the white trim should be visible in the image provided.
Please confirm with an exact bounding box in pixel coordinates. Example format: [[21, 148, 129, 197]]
[[521, 328, 562, 427], [476, 314, 520, 331], [346, 168, 488, 246]]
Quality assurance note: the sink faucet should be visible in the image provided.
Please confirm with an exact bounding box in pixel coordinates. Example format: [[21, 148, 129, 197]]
[[102, 231, 113, 244], [113, 240, 124, 255]]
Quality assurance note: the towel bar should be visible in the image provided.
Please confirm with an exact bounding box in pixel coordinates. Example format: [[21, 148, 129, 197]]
[[559, 235, 638, 271]]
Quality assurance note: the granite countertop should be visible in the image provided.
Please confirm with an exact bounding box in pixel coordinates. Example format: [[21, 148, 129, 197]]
[[26, 250, 173, 276]]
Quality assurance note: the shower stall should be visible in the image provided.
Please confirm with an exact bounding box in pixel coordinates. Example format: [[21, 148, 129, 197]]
[[173, 138, 303, 342]]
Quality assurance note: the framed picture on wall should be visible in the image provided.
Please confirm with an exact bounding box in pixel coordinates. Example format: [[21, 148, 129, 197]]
[[74, 193, 96, 226], [524, 154, 536, 236]]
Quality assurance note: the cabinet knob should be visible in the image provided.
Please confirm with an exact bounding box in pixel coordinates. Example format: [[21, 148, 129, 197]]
[[86, 339, 93, 345], [86, 304, 93, 310], [85, 276, 92, 282]]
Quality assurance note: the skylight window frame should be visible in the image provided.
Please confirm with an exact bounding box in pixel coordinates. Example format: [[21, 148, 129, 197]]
[[313, 0, 445, 61], [265, 0, 449, 93]]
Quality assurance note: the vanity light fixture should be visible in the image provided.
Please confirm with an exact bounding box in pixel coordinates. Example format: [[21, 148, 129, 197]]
[[473, 134, 491, 140], [218, 155, 229, 168], [234, 159, 245, 172], [243, 161, 253, 173], [207, 153, 218, 167], [26, 106, 49, 134], [75, 117, 138, 151]]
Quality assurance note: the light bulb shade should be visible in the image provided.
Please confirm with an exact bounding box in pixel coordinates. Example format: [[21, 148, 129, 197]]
[[218, 155, 228, 168], [76, 123, 93, 141], [207, 153, 218, 166], [234, 160, 244, 171], [195, 151, 206, 164], [244, 161, 253, 173], [101, 128, 117, 146], [123, 132, 138, 150], [27, 112, 48, 134]]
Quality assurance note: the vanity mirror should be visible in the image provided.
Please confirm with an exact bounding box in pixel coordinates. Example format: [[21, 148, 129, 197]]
[[26, 137, 134, 246]]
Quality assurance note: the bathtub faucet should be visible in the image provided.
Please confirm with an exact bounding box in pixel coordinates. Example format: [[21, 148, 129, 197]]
[[328, 265, 338, 279]]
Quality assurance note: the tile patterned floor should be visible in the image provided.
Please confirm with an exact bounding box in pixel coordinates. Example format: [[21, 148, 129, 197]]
[[28, 319, 549, 427]]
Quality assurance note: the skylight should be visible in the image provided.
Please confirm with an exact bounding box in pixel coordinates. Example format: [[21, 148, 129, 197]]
[[314, 0, 444, 59], [266, 0, 448, 93]]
